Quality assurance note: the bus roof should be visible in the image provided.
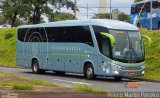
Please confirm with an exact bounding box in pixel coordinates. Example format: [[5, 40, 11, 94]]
[[18, 19, 139, 31]]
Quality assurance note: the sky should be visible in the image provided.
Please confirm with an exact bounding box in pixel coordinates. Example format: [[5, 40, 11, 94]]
[[59, 0, 135, 19]]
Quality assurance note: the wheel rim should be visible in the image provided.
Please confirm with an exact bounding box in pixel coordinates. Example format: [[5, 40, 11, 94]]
[[87, 67, 93, 78], [33, 63, 38, 72]]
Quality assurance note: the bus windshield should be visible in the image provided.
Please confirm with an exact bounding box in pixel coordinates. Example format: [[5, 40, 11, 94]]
[[109, 30, 144, 63]]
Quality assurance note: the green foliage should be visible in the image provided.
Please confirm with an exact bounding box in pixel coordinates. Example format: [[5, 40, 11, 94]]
[[134, 0, 143, 3], [12, 84, 34, 90], [49, 12, 75, 22], [119, 12, 130, 22], [4, 32, 14, 39], [0, 0, 29, 27], [0, 28, 16, 67], [92, 13, 110, 19], [92, 12, 130, 22], [0, 0, 74, 25], [0, 71, 6, 75], [74, 84, 107, 94], [0, 16, 6, 25], [140, 29, 160, 80], [30, 79, 57, 86], [0, 73, 58, 91], [0, 81, 16, 87]]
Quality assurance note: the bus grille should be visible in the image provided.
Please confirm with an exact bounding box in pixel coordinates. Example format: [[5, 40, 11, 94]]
[[122, 67, 142, 70]]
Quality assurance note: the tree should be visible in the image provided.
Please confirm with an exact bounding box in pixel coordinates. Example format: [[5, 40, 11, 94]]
[[119, 12, 130, 22], [0, 16, 6, 25], [0, 0, 30, 27], [92, 13, 110, 19], [134, 0, 143, 3], [92, 12, 130, 22], [0, 0, 74, 26], [24, 0, 74, 24], [49, 12, 75, 22]]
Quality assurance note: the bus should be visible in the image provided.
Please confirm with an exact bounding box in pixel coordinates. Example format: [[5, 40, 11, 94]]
[[130, 0, 160, 29], [16, 19, 145, 80]]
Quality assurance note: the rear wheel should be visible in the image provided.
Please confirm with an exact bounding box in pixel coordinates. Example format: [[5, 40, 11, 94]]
[[84, 64, 95, 80], [158, 22, 160, 29], [32, 60, 45, 74]]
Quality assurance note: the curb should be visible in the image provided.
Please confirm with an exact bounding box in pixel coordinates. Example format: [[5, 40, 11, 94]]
[[125, 77, 160, 83]]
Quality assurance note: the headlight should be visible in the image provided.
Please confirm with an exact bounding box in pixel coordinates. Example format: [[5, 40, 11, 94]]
[[141, 65, 145, 69]]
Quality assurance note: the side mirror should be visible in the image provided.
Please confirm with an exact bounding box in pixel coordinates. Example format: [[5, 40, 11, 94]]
[[100, 32, 116, 47], [142, 35, 152, 47]]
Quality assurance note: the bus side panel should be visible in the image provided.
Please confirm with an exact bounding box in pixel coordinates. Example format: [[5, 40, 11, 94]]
[[51, 44, 65, 72], [64, 43, 84, 73], [97, 55, 112, 76], [53, 55, 65, 71], [16, 41, 30, 68]]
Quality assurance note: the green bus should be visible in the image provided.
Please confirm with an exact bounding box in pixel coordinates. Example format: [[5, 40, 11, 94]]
[[16, 19, 145, 80]]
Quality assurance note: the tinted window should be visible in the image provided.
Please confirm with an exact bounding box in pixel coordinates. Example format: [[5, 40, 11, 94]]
[[131, 2, 151, 14], [18, 28, 27, 42], [48, 26, 93, 46], [18, 26, 93, 46], [18, 28, 47, 42], [153, 1, 160, 9]]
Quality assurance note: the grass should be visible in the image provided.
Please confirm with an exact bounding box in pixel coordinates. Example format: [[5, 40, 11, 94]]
[[29, 79, 58, 86], [74, 84, 107, 94], [0, 28, 160, 80], [0, 28, 16, 67], [140, 29, 160, 80], [12, 84, 34, 90], [0, 71, 58, 90]]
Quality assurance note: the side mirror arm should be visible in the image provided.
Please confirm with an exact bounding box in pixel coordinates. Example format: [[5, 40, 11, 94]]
[[100, 32, 115, 47], [142, 35, 152, 47]]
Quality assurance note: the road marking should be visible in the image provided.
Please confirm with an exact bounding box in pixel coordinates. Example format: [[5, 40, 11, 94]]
[[52, 79, 93, 86]]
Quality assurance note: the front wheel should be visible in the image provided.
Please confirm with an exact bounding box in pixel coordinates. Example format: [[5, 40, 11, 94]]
[[84, 64, 96, 80], [32, 60, 45, 74]]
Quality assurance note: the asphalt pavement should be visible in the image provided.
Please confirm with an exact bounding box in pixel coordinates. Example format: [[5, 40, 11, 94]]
[[0, 67, 160, 92]]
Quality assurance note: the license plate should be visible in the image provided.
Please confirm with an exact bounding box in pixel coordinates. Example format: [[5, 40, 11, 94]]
[[128, 72, 135, 75]]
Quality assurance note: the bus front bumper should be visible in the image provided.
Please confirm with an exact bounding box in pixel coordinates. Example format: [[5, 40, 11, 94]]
[[112, 69, 144, 77]]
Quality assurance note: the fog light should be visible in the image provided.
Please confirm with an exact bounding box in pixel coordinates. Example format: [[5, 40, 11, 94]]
[[113, 71, 119, 75], [142, 71, 145, 75]]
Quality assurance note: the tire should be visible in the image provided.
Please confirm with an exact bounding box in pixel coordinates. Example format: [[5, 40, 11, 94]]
[[158, 22, 160, 29], [84, 64, 95, 80], [114, 77, 122, 81], [32, 60, 45, 74]]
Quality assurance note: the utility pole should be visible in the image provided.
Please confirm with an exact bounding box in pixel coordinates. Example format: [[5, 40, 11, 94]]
[[150, 0, 152, 30], [110, 0, 112, 19], [74, 0, 77, 20], [87, 3, 89, 19]]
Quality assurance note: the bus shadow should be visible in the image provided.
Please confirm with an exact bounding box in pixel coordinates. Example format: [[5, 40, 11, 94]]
[[23, 71, 140, 83]]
